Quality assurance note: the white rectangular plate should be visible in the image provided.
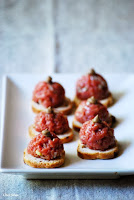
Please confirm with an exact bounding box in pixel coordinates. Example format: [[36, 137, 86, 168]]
[[1, 73, 134, 179]]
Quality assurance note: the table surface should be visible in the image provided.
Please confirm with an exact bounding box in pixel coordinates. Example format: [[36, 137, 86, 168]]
[[0, 0, 134, 199]]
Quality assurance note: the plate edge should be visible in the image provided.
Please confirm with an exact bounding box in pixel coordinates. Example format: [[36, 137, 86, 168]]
[[0, 75, 9, 168]]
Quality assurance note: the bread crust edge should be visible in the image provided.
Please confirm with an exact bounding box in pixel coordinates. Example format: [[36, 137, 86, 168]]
[[72, 114, 116, 132], [77, 140, 118, 160], [31, 97, 73, 115], [23, 148, 65, 168], [29, 125, 73, 143], [74, 93, 114, 108]]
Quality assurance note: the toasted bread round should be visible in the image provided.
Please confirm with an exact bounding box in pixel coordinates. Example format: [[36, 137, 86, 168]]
[[77, 140, 118, 160], [100, 93, 114, 107], [31, 97, 73, 115], [73, 96, 81, 107], [29, 125, 73, 143], [72, 117, 82, 132], [23, 148, 65, 168], [74, 93, 114, 108], [73, 115, 116, 132]]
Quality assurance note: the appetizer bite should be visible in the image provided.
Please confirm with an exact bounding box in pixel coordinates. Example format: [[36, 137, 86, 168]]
[[32, 76, 73, 115], [74, 69, 113, 107], [29, 107, 73, 143], [23, 129, 65, 168], [77, 115, 118, 159], [73, 96, 115, 131]]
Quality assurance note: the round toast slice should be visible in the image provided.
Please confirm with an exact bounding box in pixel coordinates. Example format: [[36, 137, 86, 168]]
[[31, 97, 73, 115], [29, 125, 74, 143], [77, 140, 118, 160], [23, 148, 65, 168], [74, 93, 114, 108], [73, 115, 116, 132]]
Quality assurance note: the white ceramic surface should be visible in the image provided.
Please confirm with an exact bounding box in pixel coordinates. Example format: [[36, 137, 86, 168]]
[[0, 74, 134, 179]]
